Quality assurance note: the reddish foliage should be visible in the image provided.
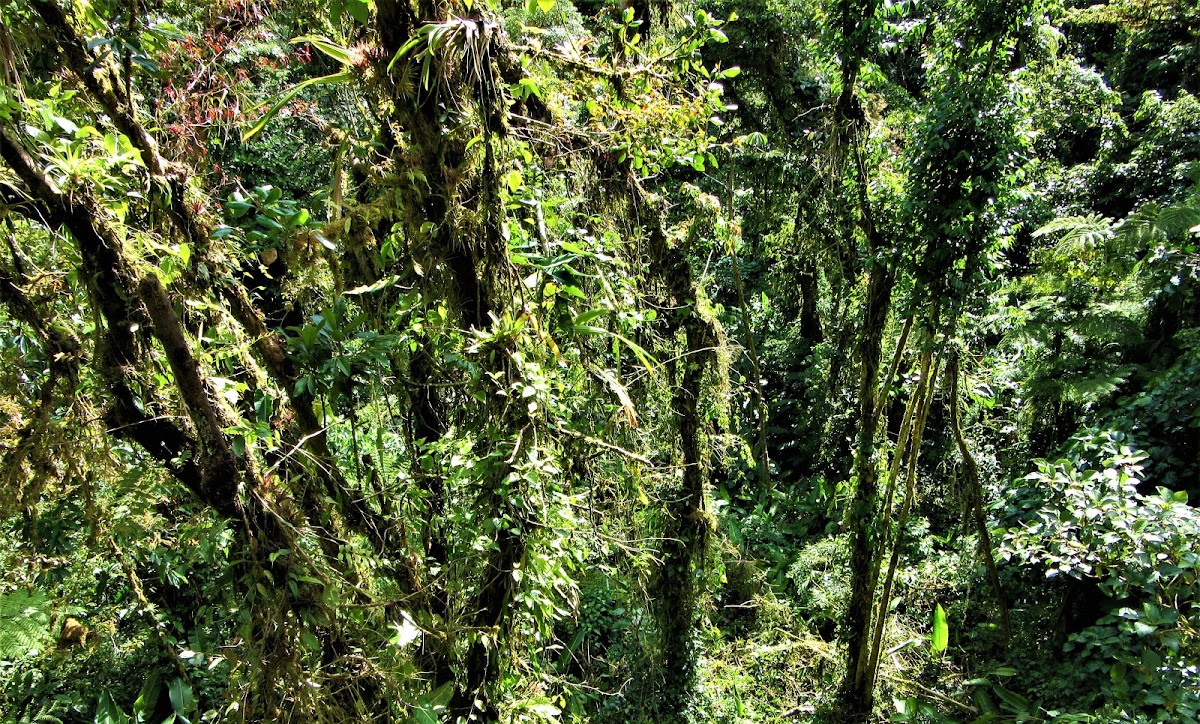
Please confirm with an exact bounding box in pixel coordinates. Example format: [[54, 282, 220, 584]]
[[149, 0, 292, 168]]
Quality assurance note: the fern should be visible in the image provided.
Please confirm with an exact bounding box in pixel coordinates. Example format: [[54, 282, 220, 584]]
[[1033, 214, 1114, 251], [1153, 203, 1200, 237], [1106, 202, 1200, 247], [18, 700, 66, 724], [1074, 301, 1146, 343], [1062, 367, 1135, 404], [0, 589, 52, 660]]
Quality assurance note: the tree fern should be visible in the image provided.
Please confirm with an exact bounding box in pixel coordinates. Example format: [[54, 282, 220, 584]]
[[1150, 202, 1200, 237], [1033, 213, 1114, 251], [1111, 202, 1200, 247], [1062, 366, 1136, 404], [1036, 202, 1200, 261], [0, 589, 52, 660], [1075, 300, 1146, 342]]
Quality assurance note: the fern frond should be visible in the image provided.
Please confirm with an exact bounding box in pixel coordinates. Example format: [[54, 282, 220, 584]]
[[0, 589, 52, 660], [1033, 214, 1114, 252], [1115, 204, 1165, 247], [1155, 203, 1200, 237], [1062, 368, 1133, 404], [1112, 202, 1200, 247], [1074, 301, 1146, 342]]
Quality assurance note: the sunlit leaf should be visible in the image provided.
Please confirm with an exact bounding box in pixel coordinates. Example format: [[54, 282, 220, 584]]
[[931, 603, 948, 652]]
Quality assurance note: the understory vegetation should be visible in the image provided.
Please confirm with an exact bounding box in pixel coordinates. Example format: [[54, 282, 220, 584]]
[[0, 0, 1197, 721]]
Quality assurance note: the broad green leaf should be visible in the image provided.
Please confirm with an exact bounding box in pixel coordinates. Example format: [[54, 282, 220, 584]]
[[574, 309, 608, 326], [168, 677, 193, 721], [301, 629, 321, 650], [931, 603, 948, 652], [992, 684, 1031, 713], [345, 0, 371, 23], [96, 690, 131, 724], [505, 169, 524, 192], [132, 670, 161, 719], [427, 681, 455, 708]]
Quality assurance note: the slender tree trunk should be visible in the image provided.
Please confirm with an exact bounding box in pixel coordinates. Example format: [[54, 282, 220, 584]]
[[727, 223, 771, 488], [839, 256, 895, 719], [637, 181, 724, 720], [948, 351, 1011, 638], [866, 347, 939, 684]]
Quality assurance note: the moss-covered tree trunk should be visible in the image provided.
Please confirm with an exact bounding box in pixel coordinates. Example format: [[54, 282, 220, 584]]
[[636, 182, 724, 720], [839, 256, 894, 719]]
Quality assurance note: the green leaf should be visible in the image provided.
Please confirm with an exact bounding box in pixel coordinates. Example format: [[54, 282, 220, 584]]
[[301, 630, 321, 651], [345, 275, 403, 295], [242, 70, 355, 143], [168, 678, 193, 722], [574, 309, 608, 326], [427, 682, 454, 708], [992, 684, 1031, 713], [410, 709, 437, 724], [345, 0, 371, 24], [931, 603, 949, 652], [573, 325, 658, 375], [525, 700, 562, 719], [291, 36, 355, 66], [225, 199, 254, 217], [536, 0, 555, 11], [96, 690, 131, 724], [132, 671, 162, 719], [972, 688, 999, 715]]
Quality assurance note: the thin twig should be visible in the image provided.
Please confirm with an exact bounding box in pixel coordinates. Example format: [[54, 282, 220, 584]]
[[554, 425, 652, 465]]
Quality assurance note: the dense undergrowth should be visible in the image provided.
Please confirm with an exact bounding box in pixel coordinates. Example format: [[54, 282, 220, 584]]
[[1, 0, 1198, 721]]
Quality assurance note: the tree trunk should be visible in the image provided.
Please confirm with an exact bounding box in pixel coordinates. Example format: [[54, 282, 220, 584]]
[[638, 181, 724, 720], [948, 351, 1011, 638], [839, 257, 895, 719]]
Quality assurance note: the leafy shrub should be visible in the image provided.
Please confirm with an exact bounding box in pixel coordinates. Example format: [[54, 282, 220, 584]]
[[787, 535, 850, 641], [999, 431, 1200, 721], [1017, 59, 1123, 166], [1106, 339, 1200, 495]]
